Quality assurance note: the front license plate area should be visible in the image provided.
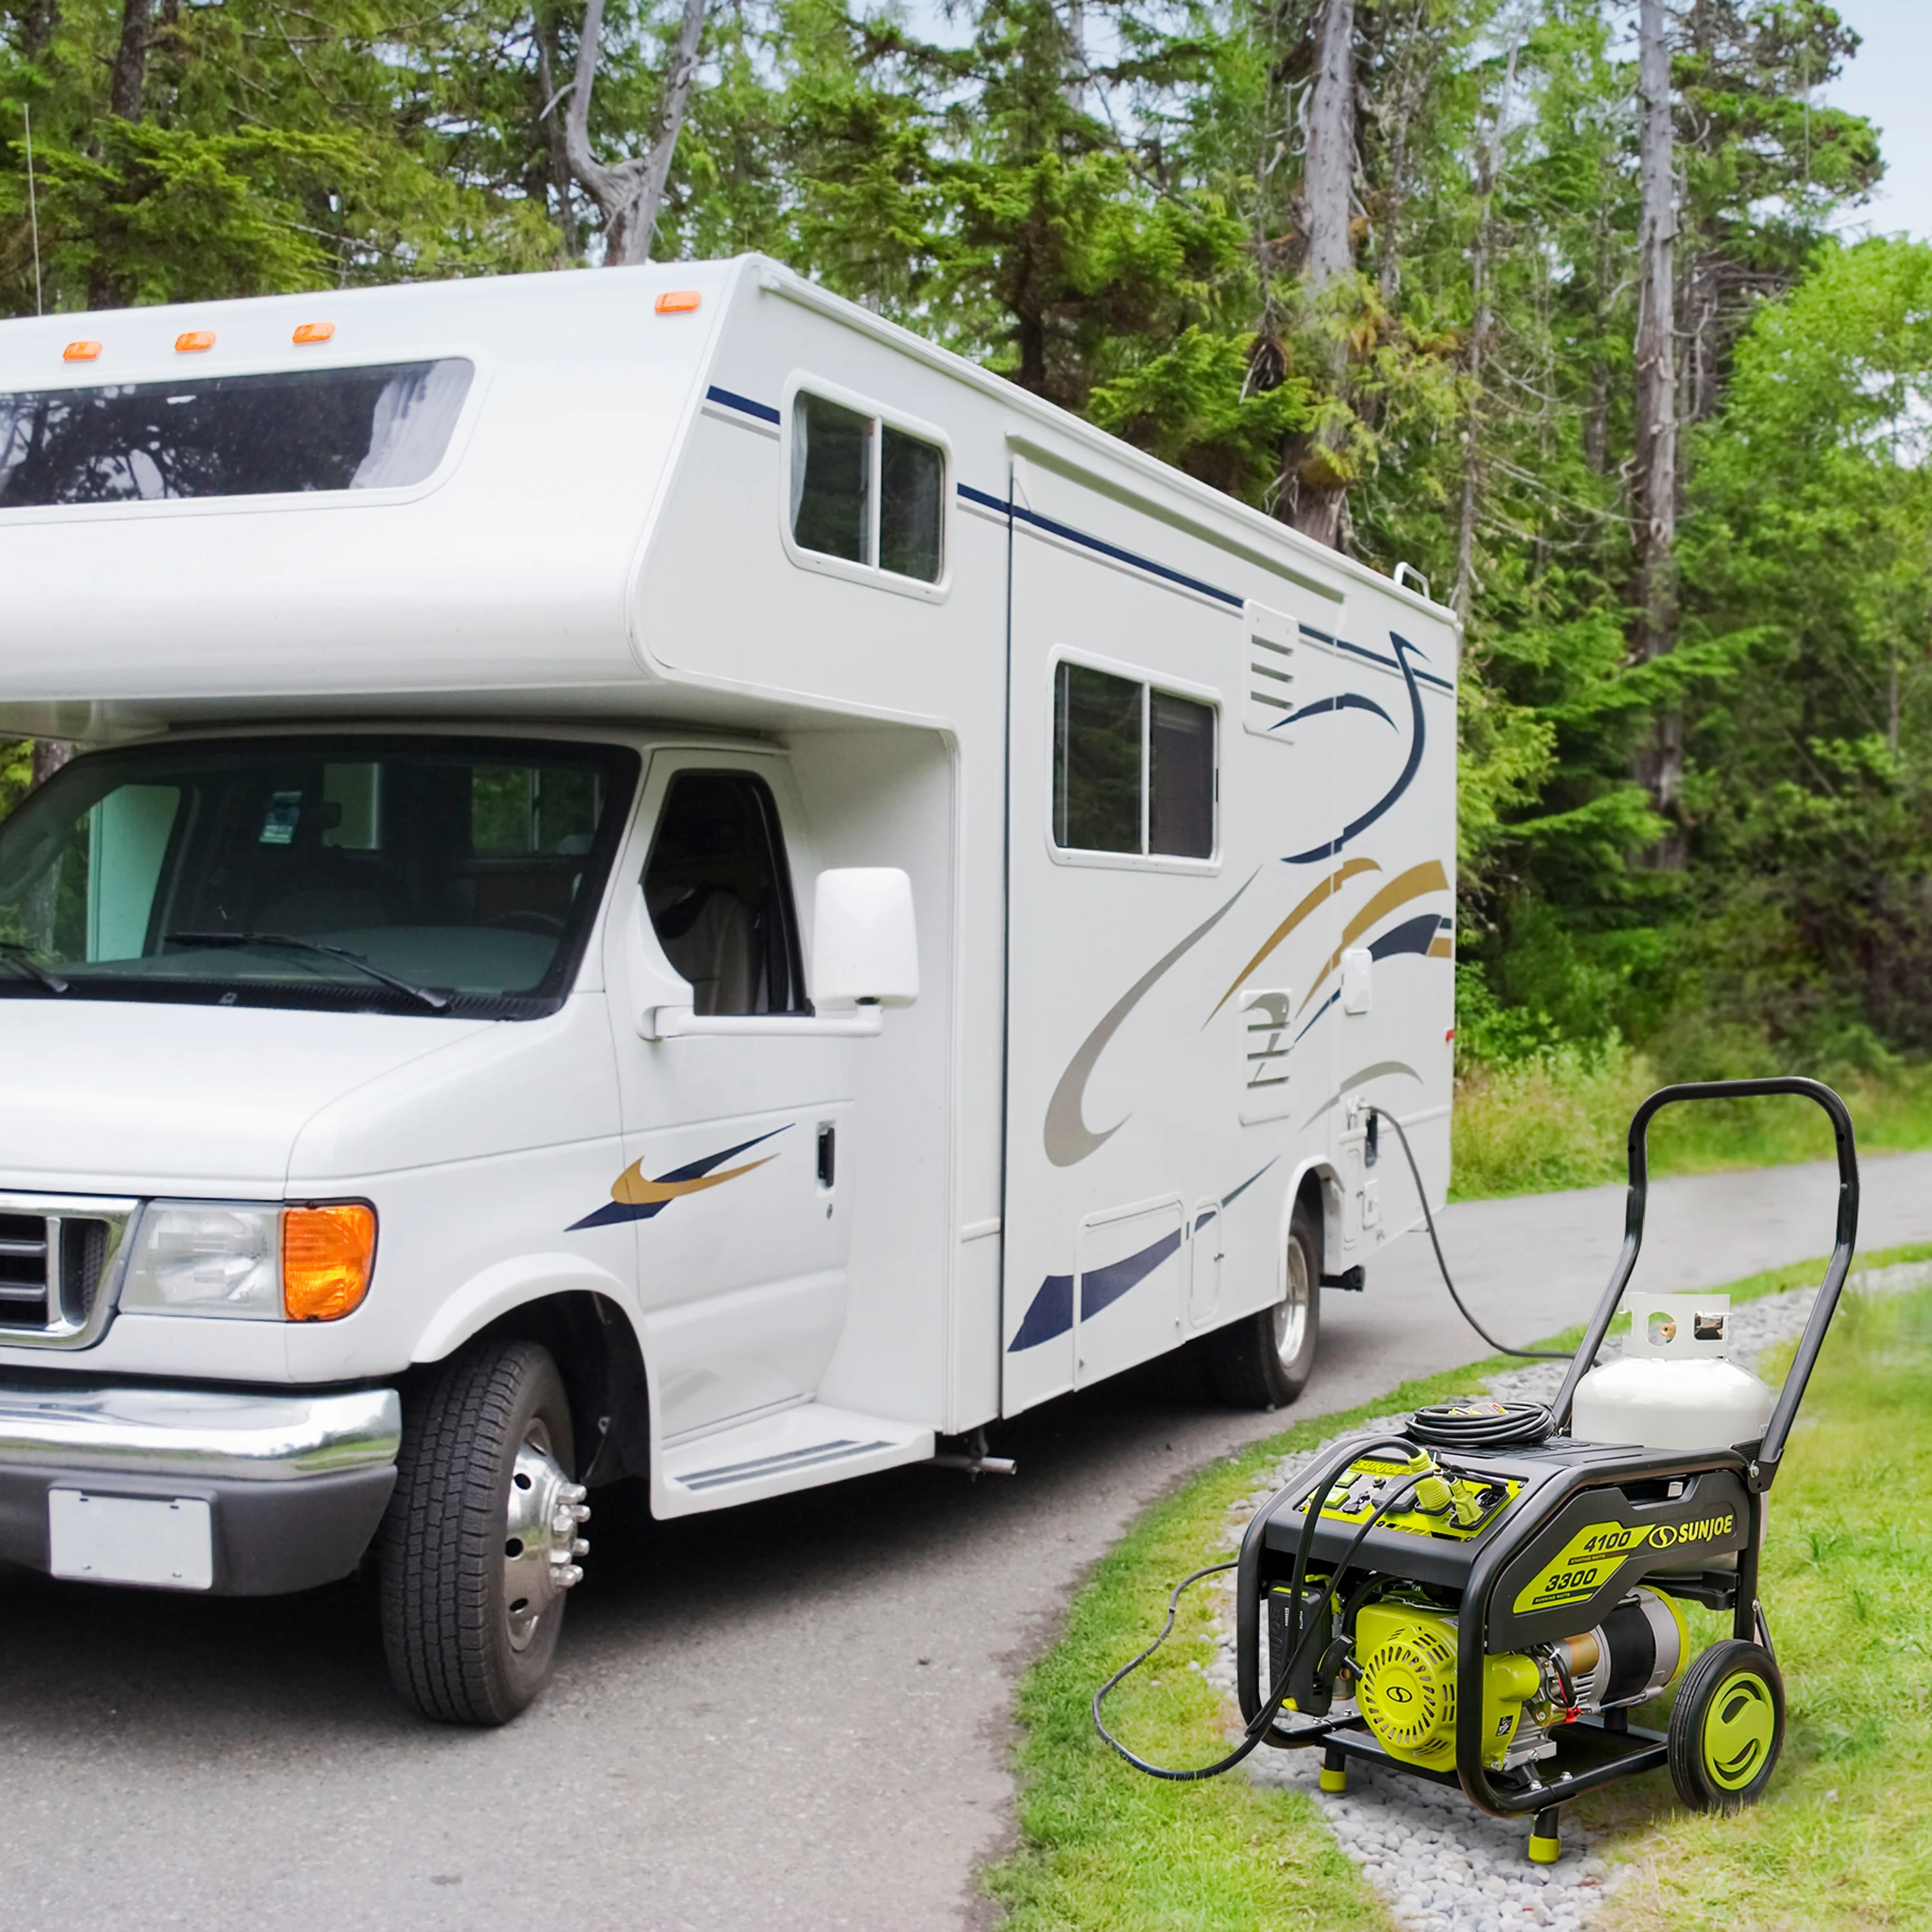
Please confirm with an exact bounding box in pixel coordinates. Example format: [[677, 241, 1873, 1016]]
[[48, 1489, 214, 1591]]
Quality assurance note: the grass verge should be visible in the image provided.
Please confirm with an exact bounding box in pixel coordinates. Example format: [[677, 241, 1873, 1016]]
[[1449, 1054, 1932, 1200], [983, 1243, 1932, 1931]]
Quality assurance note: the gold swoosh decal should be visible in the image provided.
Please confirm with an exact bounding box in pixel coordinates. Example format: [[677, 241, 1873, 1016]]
[[611, 1155, 777, 1206], [1043, 873, 1256, 1168], [1295, 860, 1451, 1017], [1204, 857, 1382, 1023]]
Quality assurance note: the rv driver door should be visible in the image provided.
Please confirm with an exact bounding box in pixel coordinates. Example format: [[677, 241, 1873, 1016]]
[[603, 752, 856, 1446]]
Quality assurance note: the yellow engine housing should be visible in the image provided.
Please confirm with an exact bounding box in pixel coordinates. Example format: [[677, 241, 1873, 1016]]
[[1355, 1602, 1541, 1771]]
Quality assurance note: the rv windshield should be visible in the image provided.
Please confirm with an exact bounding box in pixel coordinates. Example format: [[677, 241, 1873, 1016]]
[[0, 735, 639, 1018], [0, 359, 473, 507]]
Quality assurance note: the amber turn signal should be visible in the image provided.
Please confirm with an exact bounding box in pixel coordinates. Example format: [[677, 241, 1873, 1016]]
[[283, 1204, 377, 1321], [292, 321, 335, 345], [63, 341, 102, 362], [175, 330, 216, 353], [656, 290, 701, 313]]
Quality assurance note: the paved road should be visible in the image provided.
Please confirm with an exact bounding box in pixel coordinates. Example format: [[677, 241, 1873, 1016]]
[[4, 1150, 1926, 1932]]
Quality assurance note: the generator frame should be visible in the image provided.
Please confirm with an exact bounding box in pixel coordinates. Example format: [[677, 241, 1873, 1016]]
[[1235, 1075, 1859, 1833]]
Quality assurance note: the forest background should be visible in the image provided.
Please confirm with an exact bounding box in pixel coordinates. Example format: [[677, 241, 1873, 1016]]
[[4, 0, 1930, 1194]]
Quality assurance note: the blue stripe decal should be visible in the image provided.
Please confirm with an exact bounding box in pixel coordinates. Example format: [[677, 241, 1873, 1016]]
[[1339, 636, 1452, 693], [1269, 692, 1397, 733], [706, 384, 782, 425], [958, 481, 1009, 514], [1370, 913, 1453, 963]]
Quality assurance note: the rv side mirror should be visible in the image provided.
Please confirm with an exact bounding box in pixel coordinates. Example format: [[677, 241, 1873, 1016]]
[[812, 868, 918, 1011]]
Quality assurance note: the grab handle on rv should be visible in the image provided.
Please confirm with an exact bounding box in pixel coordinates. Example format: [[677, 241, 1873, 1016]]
[[1548, 1077, 1859, 1491]]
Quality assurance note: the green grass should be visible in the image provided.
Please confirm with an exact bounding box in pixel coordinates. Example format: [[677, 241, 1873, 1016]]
[[983, 1243, 1932, 1931], [1450, 1052, 1932, 1200]]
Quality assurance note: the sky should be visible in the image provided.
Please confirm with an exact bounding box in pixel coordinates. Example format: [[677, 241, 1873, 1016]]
[[1819, 1, 1931, 241]]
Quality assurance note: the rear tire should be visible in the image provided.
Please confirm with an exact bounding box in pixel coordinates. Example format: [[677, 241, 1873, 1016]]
[[1204, 1198, 1321, 1409], [379, 1338, 588, 1726], [1667, 1638, 1784, 1813]]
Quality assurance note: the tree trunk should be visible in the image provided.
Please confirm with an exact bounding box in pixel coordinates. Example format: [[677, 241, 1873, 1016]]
[[22, 0, 61, 61], [536, 16, 583, 261], [1631, 0, 1681, 853], [109, 0, 153, 120], [31, 739, 73, 788], [1281, 0, 1356, 551], [1453, 44, 1517, 625], [562, 0, 709, 266]]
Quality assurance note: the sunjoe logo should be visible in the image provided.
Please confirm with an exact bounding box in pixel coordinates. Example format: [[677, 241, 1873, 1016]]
[[1648, 1513, 1734, 1549]]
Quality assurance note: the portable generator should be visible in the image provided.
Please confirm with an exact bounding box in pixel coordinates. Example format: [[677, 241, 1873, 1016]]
[[1095, 1077, 1858, 1863]]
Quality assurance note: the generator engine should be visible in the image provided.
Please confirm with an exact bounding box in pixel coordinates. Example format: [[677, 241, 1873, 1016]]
[[1347, 1586, 1685, 1772]]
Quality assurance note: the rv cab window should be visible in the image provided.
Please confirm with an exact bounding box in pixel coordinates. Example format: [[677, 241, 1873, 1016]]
[[644, 772, 807, 1017], [790, 392, 945, 584], [1053, 664, 1217, 862]]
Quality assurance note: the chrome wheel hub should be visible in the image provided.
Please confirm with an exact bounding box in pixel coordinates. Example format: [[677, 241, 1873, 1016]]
[[1273, 1236, 1311, 1370], [502, 1422, 589, 1652]]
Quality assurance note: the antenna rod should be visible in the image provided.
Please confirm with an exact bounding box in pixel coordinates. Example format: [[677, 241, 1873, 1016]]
[[23, 104, 43, 317]]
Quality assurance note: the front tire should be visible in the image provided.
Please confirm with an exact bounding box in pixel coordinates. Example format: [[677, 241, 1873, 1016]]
[[1204, 1198, 1322, 1409], [1667, 1639, 1784, 1813], [379, 1338, 589, 1726]]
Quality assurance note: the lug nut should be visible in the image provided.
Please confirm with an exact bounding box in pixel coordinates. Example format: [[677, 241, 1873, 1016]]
[[556, 1564, 583, 1589], [572, 1537, 590, 1557]]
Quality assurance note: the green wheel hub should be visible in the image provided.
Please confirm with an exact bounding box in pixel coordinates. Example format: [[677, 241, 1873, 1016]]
[[1701, 1667, 1778, 1791]]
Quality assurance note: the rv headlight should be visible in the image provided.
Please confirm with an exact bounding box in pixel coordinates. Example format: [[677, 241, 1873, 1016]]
[[122, 1203, 283, 1319], [121, 1201, 379, 1321]]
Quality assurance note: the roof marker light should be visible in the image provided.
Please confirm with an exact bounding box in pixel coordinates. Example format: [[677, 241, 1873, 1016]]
[[293, 321, 335, 345], [656, 290, 701, 314], [175, 330, 216, 353], [63, 341, 102, 362]]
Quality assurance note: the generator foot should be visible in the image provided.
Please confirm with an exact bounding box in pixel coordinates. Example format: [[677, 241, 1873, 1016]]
[[1319, 1747, 1347, 1794], [1527, 1806, 1561, 1865]]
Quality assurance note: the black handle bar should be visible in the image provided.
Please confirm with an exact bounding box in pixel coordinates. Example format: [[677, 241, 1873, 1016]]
[[1549, 1077, 1859, 1492]]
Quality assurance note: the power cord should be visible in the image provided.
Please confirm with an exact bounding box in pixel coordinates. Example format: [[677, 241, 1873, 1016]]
[[1092, 1448, 1427, 1779], [1369, 1105, 1568, 1362]]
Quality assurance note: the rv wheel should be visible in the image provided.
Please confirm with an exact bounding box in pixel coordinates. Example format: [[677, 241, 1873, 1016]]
[[379, 1338, 589, 1726], [1203, 1199, 1321, 1408]]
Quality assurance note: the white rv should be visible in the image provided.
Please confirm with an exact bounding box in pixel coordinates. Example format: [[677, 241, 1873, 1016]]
[[0, 258, 1457, 1721]]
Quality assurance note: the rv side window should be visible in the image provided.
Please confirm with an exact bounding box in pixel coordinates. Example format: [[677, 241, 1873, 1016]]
[[644, 772, 807, 1018], [1054, 664, 1216, 862], [790, 392, 945, 584]]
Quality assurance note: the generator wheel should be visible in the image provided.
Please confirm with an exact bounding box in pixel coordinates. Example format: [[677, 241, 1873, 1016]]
[[379, 1338, 588, 1727], [1204, 1198, 1321, 1408], [1667, 1639, 1784, 1813]]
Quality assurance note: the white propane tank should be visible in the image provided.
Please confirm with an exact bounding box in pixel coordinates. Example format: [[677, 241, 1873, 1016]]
[[1571, 1293, 1776, 1452]]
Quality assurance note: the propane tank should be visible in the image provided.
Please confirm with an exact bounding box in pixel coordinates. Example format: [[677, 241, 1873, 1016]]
[[1571, 1293, 1774, 1452]]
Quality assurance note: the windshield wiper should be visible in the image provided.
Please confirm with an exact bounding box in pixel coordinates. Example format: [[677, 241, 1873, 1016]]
[[164, 931, 449, 1011], [0, 940, 69, 994]]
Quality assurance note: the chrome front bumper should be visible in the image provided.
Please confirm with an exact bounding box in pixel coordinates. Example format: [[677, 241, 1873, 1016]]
[[0, 1380, 400, 1482]]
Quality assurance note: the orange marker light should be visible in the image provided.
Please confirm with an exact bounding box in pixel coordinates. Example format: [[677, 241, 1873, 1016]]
[[292, 321, 336, 345], [282, 1204, 377, 1322], [175, 330, 216, 353], [656, 290, 701, 314], [63, 341, 102, 363]]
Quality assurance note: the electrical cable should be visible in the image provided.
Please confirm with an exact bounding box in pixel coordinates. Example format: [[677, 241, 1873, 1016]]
[[1368, 1105, 1568, 1361], [1406, 1401, 1555, 1450], [1092, 1454, 1427, 1780]]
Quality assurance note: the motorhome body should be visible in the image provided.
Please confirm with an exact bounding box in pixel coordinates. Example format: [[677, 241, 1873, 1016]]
[[0, 258, 1457, 1720]]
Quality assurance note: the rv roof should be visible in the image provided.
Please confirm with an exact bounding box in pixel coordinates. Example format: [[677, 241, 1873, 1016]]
[[1, 256, 1450, 741]]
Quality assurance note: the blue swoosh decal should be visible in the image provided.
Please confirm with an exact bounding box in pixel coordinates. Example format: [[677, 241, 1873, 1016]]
[[1009, 1159, 1278, 1352], [1283, 633, 1429, 865], [1268, 692, 1397, 732]]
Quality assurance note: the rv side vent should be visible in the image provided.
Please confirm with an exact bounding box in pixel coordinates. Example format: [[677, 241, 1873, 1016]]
[[1243, 603, 1301, 741]]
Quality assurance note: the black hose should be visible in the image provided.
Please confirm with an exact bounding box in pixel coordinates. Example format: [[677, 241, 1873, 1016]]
[[1092, 1459, 1426, 1779], [1369, 1104, 1567, 1361]]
